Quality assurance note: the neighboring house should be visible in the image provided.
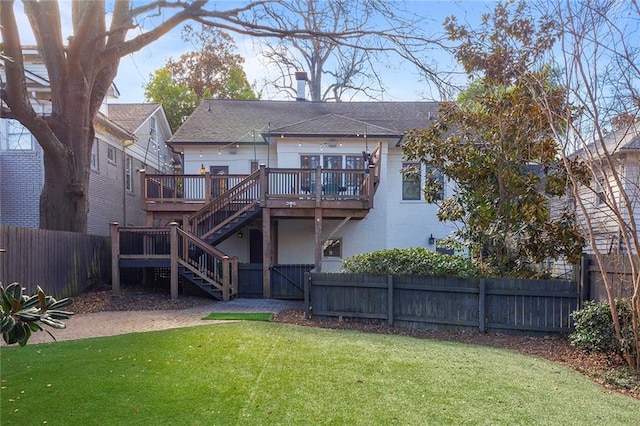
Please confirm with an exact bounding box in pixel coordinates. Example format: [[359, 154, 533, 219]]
[[570, 124, 640, 254], [142, 76, 456, 288], [0, 48, 174, 235]]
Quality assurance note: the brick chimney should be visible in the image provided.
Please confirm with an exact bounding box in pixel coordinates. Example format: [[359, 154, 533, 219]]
[[295, 71, 308, 101]]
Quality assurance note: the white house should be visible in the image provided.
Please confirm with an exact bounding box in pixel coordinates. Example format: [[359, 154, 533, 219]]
[[159, 93, 456, 276]]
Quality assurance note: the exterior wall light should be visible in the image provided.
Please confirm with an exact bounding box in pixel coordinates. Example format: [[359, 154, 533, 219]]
[[428, 234, 435, 245], [199, 164, 206, 175]]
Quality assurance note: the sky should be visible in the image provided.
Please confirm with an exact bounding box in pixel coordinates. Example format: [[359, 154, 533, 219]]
[[9, 1, 498, 103]]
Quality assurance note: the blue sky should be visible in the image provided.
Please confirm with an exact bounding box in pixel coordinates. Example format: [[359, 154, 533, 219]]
[[114, 1, 497, 103], [11, 1, 498, 103]]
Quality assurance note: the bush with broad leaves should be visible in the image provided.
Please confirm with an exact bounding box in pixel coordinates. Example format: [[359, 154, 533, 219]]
[[1, 282, 74, 346]]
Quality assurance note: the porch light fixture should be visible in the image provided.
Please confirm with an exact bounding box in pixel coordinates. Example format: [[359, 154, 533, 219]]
[[237, 231, 243, 239], [199, 164, 206, 175], [428, 234, 435, 245]]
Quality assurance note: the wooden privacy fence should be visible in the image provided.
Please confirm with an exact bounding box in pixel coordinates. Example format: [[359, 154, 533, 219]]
[[305, 273, 580, 334], [580, 254, 637, 302], [0, 225, 111, 299]]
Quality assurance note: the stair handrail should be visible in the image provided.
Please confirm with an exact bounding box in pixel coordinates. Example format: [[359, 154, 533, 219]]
[[188, 169, 261, 237], [176, 227, 237, 300], [200, 199, 261, 241]]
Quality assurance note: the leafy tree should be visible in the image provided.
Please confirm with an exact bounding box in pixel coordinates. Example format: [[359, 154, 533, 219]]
[[163, 25, 257, 100], [144, 67, 199, 131], [2, 0, 437, 232], [402, 1, 584, 277]]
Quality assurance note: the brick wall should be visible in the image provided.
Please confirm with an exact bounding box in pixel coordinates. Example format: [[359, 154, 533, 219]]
[[0, 147, 44, 228]]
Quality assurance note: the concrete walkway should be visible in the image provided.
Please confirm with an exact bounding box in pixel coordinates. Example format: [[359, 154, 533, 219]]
[[5, 299, 304, 345]]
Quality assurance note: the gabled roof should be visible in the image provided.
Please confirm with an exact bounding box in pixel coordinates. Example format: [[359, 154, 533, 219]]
[[574, 124, 640, 159], [108, 103, 162, 133], [170, 99, 438, 145], [271, 113, 401, 137]]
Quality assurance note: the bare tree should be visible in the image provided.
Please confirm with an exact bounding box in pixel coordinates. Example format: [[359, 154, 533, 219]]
[[255, 0, 449, 101], [535, 0, 640, 372], [0, 0, 445, 232]]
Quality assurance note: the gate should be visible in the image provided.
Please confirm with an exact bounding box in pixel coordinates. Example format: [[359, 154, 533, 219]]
[[270, 264, 314, 300]]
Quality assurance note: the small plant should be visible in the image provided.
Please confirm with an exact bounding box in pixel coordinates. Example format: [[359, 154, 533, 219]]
[[570, 299, 634, 355], [340, 247, 483, 278], [1, 282, 74, 346]]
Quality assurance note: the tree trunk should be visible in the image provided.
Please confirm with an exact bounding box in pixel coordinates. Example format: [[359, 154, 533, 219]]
[[39, 118, 93, 233]]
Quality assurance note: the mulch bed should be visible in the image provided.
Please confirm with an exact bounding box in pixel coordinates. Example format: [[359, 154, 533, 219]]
[[71, 286, 640, 400]]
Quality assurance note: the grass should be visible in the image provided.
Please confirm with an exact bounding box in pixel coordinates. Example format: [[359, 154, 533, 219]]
[[202, 312, 274, 321], [1, 322, 639, 425]]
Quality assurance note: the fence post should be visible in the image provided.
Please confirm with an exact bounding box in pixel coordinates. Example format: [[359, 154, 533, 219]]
[[304, 271, 311, 319], [478, 279, 486, 333], [387, 275, 394, 326], [580, 254, 590, 304], [230, 256, 238, 298], [222, 256, 230, 301], [110, 222, 120, 297], [169, 221, 179, 300]]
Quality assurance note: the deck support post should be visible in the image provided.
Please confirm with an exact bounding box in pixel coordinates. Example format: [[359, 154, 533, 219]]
[[315, 208, 323, 272], [169, 221, 179, 300], [262, 207, 272, 298], [222, 256, 230, 301], [110, 222, 120, 297]]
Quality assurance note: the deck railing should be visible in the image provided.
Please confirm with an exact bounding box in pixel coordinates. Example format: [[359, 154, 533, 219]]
[[144, 167, 375, 206], [111, 223, 237, 300]]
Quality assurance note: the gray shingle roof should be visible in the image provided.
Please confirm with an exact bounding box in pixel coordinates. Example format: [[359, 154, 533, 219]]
[[170, 99, 438, 145], [108, 103, 160, 133]]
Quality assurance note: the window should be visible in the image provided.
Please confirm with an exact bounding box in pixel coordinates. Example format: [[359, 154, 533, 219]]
[[125, 156, 133, 192], [107, 145, 116, 164], [91, 139, 99, 171], [6, 119, 34, 150], [402, 162, 421, 200], [595, 177, 606, 206], [149, 116, 157, 143], [300, 155, 320, 169], [250, 161, 259, 172], [425, 166, 445, 202], [345, 155, 366, 195], [323, 239, 342, 258]]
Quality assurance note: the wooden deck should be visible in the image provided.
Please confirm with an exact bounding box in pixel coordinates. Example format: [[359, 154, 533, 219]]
[[142, 165, 379, 222]]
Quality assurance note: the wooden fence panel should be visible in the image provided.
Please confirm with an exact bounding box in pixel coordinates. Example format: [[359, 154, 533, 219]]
[[308, 273, 579, 335], [583, 254, 636, 301], [485, 279, 578, 333], [394, 275, 479, 331], [0, 226, 111, 299]]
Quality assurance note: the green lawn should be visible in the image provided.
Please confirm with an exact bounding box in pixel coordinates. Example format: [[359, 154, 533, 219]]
[[1, 322, 638, 425]]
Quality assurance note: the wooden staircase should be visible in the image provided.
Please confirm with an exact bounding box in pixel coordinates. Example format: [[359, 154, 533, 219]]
[[174, 171, 262, 299], [188, 169, 262, 242]]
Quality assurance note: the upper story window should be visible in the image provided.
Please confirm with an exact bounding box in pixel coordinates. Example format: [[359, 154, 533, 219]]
[[402, 162, 421, 201], [425, 166, 445, 202], [125, 156, 133, 192], [107, 145, 117, 164], [300, 154, 320, 168], [91, 139, 99, 171], [5, 119, 34, 150], [149, 116, 157, 143]]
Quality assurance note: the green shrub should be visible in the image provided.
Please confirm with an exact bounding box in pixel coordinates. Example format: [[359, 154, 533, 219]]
[[340, 247, 482, 278], [570, 299, 634, 355], [1, 282, 74, 346]]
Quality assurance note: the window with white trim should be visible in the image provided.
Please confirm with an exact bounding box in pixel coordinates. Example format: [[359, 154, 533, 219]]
[[125, 156, 133, 192], [402, 162, 421, 201], [323, 238, 342, 258], [91, 139, 99, 171], [5, 119, 34, 150], [107, 145, 116, 164]]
